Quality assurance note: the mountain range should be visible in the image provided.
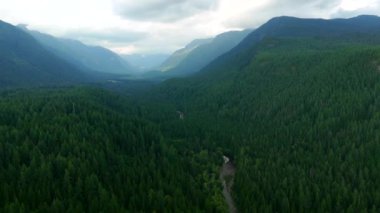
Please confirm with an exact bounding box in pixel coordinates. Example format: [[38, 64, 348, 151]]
[[2, 15, 380, 86], [0, 20, 255, 86], [20, 26, 135, 75], [194, 15, 380, 81], [0, 20, 86, 87], [1, 14, 380, 212]]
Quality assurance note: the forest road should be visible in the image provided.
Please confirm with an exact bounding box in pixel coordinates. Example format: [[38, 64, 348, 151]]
[[220, 156, 237, 213]]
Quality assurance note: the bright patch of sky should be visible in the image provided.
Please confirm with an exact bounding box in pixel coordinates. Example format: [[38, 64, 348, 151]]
[[339, 0, 378, 11], [0, 0, 379, 54]]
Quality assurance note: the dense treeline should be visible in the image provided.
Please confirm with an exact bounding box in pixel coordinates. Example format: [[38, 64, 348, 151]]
[[2, 39, 380, 213], [156, 38, 380, 212], [3, 22, 380, 213], [231, 44, 380, 212], [0, 88, 226, 212]]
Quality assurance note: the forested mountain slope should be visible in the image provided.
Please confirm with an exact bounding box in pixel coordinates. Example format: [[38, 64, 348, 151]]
[[193, 15, 380, 82], [2, 15, 380, 212], [153, 15, 380, 212], [0, 20, 86, 87]]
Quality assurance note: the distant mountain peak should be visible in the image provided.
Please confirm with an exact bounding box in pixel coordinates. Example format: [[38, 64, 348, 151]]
[[159, 29, 252, 76], [242, 14, 380, 45], [185, 38, 213, 49], [265, 14, 380, 25], [352, 14, 380, 19], [16, 23, 29, 30]]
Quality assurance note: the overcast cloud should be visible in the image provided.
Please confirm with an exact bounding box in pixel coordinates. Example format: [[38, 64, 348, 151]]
[[113, 0, 218, 22], [0, 0, 379, 54], [64, 28, 147, 44]]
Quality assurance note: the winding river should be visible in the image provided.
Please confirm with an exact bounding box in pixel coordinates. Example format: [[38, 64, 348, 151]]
[[220, 156, 237, 213]]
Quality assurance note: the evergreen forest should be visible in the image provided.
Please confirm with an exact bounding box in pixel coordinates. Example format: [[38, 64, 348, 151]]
[[1, 15, 380, 212]]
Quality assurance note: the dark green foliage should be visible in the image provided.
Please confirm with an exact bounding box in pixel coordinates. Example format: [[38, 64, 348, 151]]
[[228, 44, 380, 212], [3, 15, 380, 212], [152, 16, 380, 212], [156, 39, 380, 212], [0, 87, 226, 212]]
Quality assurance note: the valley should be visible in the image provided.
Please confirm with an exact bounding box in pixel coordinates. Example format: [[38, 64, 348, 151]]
[[0, 14, 380, 212]]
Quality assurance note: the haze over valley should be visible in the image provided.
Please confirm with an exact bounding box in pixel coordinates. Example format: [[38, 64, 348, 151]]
[[1, 0, 380, 212]]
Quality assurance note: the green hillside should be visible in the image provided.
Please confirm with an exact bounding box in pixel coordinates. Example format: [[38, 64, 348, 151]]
[[152, 16, 380, 212], [2, 15, 380, 212]]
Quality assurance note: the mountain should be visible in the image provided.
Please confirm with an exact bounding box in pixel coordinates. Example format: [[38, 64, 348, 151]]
[[20, 26, 135, 74], [122, 54, 169, 71], [3, 15, 380, 212], [160, 29, 252, 76], [187, 15, 380, 82], [155, 15, 380, 212], [0, 20, 86, 87], [158, 15, 380, 130], [159, 38, 213, 72], [233, 15, 380, 59]]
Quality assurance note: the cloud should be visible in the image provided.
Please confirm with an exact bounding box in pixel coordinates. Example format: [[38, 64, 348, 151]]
[[48, 0, 380, 55], [221, 0, 342, 28], [220, 0, 380, 29], [3, 0, 380, 55], [112, 0, 217, 22], [332, 9, 380, 19], [119, 23, 212, 54], [63, 28, 147, 44], [331, 0, 380, 18]]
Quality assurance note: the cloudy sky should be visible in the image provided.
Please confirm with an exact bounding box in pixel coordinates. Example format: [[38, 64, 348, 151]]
[[1, 0, 379, 55]]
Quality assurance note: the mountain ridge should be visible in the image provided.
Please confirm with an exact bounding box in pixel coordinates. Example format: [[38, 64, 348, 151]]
[[159, 38, 213, 72], [187, 15, 380, 81], [19, 26, 135, 75], [0, 20, 87, 87], [160, 29, 252, 77]]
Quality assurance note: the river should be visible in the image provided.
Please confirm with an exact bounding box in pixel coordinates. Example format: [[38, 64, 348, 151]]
[[220, 156, 237, 213]]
